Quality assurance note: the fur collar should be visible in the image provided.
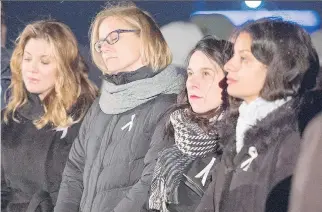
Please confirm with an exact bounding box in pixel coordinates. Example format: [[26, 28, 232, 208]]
[[218, 91, 322, 162]]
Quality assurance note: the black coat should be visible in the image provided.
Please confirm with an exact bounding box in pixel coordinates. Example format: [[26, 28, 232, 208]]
[[1, 93, 90, 212], [54, 96, 177, 212], [167, 155, 219, 212], [288, 112, 322, 212], [54, 66, 184, 212], [1, 47, 12, 109], [196, 91, 322, 212]]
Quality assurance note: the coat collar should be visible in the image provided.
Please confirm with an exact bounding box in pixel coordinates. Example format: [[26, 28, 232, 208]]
[[220, 91, 322, 169], [17, 92, 44, 121], [102, 66, 157, 85]]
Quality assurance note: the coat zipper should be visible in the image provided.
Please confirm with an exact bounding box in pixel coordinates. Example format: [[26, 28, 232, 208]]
[[183, 173, 204, 197]]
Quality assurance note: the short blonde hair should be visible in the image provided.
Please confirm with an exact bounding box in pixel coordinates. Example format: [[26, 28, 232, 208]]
[[90, 4, 172, 73], [4, 20, 98, 129]]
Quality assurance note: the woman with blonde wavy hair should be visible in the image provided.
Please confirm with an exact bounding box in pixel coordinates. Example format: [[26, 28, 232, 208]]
[[1, 20, 97, 212], [55, 3, 185, 212]]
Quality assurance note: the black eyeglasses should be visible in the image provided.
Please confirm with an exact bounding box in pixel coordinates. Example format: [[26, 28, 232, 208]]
[[94, 29, 139, 53]]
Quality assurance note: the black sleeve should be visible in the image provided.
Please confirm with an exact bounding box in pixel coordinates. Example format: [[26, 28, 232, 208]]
[[111, 95, 176, 212], [54, 100, 99, 212], [1, 163, 11, 211]]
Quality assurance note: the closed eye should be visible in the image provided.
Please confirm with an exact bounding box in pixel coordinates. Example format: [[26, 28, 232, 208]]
[[41, 61, 50, 65], [203, 71, 210, 76]]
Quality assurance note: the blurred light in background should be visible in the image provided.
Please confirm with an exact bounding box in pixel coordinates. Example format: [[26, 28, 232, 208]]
[[245, 1, 262, 9], [191, 10, 320, 33]]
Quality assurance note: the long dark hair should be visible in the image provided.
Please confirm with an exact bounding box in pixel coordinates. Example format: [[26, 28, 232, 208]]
[[226, 17, 320, 118], [236, 17, 320, 100], [168, 35, 233, 133]]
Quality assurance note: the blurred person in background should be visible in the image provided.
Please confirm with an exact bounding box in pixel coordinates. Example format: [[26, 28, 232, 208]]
[[190, 14, 235, 41], [1, 2, 12, 109], [288, 111, 322, 212], [161, 21, 203, 69], [310, 29, 322, 87]]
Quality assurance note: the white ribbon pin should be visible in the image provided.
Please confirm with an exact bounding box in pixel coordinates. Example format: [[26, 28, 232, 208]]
[[121, 114, 136, 132], [195, 157, 216, 186], [54, 127, 69, 139], [240, 146, 258, 171]]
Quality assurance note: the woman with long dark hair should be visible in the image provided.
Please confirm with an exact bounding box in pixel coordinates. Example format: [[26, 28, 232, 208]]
[[196, 17, 322, 212], [149, 35, 233, 212]]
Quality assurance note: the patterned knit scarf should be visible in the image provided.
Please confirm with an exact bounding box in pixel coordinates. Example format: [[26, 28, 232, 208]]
[[149, 109, 220, 211]]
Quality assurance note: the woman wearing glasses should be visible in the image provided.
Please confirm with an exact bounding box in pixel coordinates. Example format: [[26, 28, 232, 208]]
[[55, 4, 185, 212]]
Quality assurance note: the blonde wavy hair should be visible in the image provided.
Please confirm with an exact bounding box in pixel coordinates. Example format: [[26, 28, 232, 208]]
[[90, 3, 172, 73], [3, 20, 98, 129]]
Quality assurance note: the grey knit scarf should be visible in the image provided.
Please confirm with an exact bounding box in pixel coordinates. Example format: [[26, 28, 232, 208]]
[[149, 109, 220, 212], [99, 65, 185, 114]]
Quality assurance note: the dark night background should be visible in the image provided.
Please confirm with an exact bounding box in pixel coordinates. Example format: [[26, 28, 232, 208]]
[[2, 1, 322, 49]]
